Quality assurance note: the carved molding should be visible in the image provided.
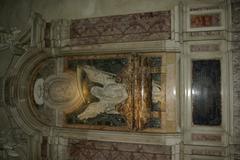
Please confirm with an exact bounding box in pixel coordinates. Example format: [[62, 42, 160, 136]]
[[4, 49, 52, 135], [44, 73, 81, 110]]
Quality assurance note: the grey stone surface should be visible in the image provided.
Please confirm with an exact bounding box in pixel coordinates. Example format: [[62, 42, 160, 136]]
[[232, 1, 240, 31], [232, 32, 240, 42], [0, 0, 224, 30], [232, 1, 240, 159]]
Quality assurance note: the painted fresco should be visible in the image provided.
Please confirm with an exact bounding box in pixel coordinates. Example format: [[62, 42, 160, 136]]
[[192, 60, 221, 126], [190, 13, 221, 28]]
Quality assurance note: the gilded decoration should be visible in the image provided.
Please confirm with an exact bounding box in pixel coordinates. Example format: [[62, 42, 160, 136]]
[[29, 53, 177, 132]]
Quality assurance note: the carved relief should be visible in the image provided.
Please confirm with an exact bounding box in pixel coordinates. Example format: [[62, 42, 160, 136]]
[[0, 107, 31, 160], [28, 53, 177, 132], [0, 27, 27, 55], [44, 73, 81, 110], [77, 66, 128, 120], [63, 56, 132, 129]]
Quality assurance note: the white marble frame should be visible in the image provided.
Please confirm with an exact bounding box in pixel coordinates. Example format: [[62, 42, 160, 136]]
[[185, 5, 226, 32], [182, 40, 229, 146], [186, 40, 225, 54]]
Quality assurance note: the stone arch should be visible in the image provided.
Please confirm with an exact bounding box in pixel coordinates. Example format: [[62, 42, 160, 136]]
[[3, 49, 52, 135]]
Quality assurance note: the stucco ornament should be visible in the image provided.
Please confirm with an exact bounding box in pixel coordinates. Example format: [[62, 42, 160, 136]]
[[33, 78, 44, 105], [0, 27, 26, 55], [0, 128, 28, 160], [152, 81, 165, 104], [43, 73, 81, 110]]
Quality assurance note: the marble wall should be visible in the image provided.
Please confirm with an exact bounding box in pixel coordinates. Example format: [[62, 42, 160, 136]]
[[0, 0, 239, 160], [231, 0, 240, 159], [67, 139, 172, 160]]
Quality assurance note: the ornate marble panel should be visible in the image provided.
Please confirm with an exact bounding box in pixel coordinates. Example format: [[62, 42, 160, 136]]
[[192, 133, 222, 142], [43, 73, 80, 110], [70, 11, 171, 46], [27, 52, 177, 132], [63, 56, 132, 129], [190, 14, 221, 28], [186, 5, 225, 32], [67, 139, 171, 160]]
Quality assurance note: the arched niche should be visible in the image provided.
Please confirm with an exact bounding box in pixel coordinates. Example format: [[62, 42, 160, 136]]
[[4, 49, 179, 144]]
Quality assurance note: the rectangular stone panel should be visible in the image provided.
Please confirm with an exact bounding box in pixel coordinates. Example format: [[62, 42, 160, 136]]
[[183, 31, 225, 41], [233, 52, 240, 137], [190, 13, 221, 28], [191, 60, 221, 126], [190, 44, 220, 53], [191, 148, 225, 156], [70, 11, 171, 45], [68, 139, 172, 160], [192, 133, 222, 142]]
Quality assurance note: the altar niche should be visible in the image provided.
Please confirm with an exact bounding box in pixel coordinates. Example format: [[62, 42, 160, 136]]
[[31, 53, 177, 132]]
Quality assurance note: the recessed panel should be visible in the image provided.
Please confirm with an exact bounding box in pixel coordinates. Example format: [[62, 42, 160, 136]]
[[29, 53, 177, 132], [192, 60, 221, 126], [64, 57, 131, 128]]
